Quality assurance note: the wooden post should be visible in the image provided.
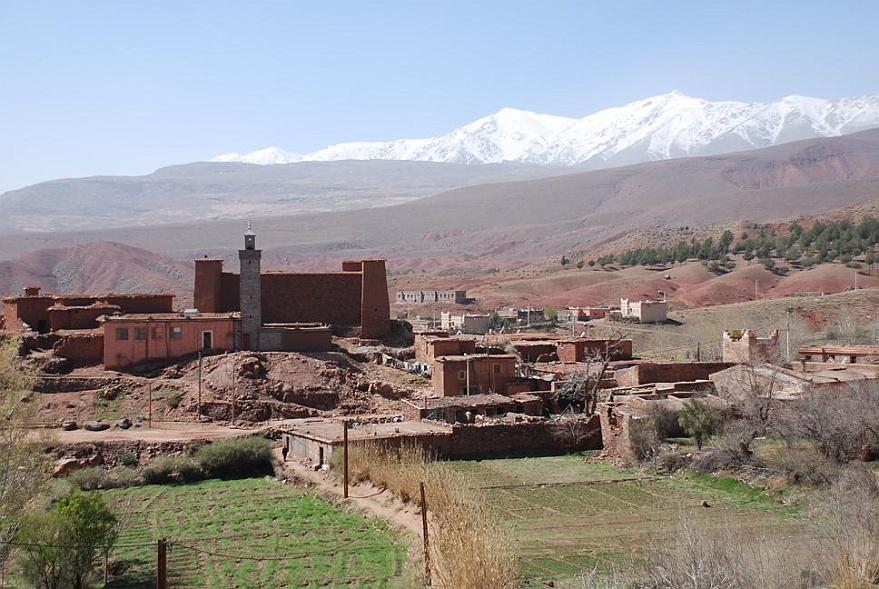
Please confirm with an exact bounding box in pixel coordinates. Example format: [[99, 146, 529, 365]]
[[230, 354, 236, 425], [343, 420, 349, 499], [197, 351, 202, 417], [421, 482, 431, 585], [156, 538, 167, 589]]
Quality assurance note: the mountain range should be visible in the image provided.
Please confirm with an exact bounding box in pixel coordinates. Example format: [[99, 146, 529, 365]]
[[212, 92, 879, 168]]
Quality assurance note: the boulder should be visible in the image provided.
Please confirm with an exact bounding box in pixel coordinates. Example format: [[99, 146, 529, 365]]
[[83, 420, 110, 432]]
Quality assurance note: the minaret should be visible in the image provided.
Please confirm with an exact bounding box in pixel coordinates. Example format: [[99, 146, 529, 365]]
[[239, 221, 261, 351]]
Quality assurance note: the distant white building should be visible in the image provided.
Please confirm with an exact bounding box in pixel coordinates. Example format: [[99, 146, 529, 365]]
[[619, 298, 667, 323], [440, 312, 491, 334]]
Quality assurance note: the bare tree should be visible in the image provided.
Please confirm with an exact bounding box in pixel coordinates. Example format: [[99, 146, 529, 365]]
[[0, 335, 53, 559]]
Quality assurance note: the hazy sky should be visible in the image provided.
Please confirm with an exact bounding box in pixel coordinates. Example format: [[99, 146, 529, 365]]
[[1, 0, 877, 193]]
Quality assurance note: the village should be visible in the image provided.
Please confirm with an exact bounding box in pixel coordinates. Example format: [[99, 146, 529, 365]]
[[3, 226, 877, 472]]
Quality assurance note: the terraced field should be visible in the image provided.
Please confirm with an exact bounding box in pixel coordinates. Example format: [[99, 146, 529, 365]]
[[450, 455, 811, 585], [103, 478, 407, 588]]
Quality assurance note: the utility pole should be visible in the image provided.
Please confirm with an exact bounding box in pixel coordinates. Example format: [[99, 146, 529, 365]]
[[420, 482, 431, 586], [146, 321, 152, 428], [156, 538, 168, 589], [230, 354, 236, 426], [197, 351, 202, 418], [343, 420, 349, 499]]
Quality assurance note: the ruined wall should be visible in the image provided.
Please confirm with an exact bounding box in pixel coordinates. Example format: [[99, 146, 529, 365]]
[[511, 342, 557, 362], [615, 362, 735, 387], [102, 295, 174, 314], [557, 339, 633, 363], [448, 416, 602, 457], [50, 305, 119, 331], [53, 332, 104, 363]]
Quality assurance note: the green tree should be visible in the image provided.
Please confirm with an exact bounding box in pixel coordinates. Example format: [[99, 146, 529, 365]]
[[57, 491, 118, 589], [677, 399, 720, 450], [576, 259, 584, 269], [14, 510, 69, 589], [560, 256, 569, 266]]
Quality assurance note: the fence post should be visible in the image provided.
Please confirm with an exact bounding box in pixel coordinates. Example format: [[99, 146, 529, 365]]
[[156, 538, 167, 589]]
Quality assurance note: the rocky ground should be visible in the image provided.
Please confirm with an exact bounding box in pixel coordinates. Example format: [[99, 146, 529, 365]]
[[31, 341, 433, 431]]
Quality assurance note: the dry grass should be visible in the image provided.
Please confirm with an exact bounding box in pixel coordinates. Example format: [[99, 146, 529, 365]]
[[343, 441, 517, 589]]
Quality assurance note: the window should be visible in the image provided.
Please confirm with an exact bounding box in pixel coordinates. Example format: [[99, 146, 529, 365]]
[[134, 327, 147, 340], [202, 331, 213, 349], [170, 327, 183, 340], [115, 327, 129, 340], [458, 371, 466, 380], [493, 364, 501, 374], [152, 327, 163, 340]]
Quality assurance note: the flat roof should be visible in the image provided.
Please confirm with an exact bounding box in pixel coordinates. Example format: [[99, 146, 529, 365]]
[[283, 418, 451, 443], [102, 312, 238, 322], [435, 354, 517, 362]]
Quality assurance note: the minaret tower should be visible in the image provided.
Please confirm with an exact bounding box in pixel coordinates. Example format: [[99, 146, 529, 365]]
[[239, 221, 261, 351]]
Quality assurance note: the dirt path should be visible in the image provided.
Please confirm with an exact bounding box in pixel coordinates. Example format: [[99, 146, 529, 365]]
[[274, 447, 425, 538]]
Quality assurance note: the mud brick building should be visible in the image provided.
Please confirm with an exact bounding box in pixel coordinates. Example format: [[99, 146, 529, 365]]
[[433, 353, 519, 396], [556, 338, 633, 363], [722, 329, 779, 363], [193, 226, 390, 350], [1, 288, 173, 333], [414, 334, 477, 364], [798, 344, 879, 365]]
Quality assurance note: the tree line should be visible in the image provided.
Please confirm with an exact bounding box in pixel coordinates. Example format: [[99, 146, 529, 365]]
[[586, 217, 879, 271]]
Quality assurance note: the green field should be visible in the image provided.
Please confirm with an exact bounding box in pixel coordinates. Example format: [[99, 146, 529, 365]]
[[449, 455, 811, 585], [103, 478, 407, 589]]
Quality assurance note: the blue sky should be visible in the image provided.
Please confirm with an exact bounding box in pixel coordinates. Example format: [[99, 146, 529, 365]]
[[1, 0, 877, 193]]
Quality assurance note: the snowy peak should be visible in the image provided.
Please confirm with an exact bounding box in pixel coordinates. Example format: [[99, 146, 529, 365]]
[[210, 93, 879, 168], [210, 146, 301, 165]]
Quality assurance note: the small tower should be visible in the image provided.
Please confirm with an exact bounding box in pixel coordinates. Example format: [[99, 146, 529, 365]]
[[239, 221, 262, 350]]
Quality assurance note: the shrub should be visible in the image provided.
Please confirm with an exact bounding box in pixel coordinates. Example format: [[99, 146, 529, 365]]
[[119, 452, 137, 467], [142, 455, 203, 485], [678, 399, 720, 450], [166, 390, 183, 409], [67, 467, 110, 491], [195, 436, 273, 480]]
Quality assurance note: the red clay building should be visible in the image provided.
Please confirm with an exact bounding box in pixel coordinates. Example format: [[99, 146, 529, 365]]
[[433, 354, 519, 397], [193, 228, 390, 347], [101, 312, 238, 371], [1, 288, 173, 333], [414, 334, 477, 364]]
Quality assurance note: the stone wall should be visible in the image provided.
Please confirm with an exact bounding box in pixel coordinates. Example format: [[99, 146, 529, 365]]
[[448, 416, 601, 457], [615, 362, 735, 387], [53, 332, 104, 363]]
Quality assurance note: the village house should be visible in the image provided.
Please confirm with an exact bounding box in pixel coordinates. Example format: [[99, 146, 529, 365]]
[[1, 287, 174, 334], [396, 290, 467, 304], [568, 306, 610, 321], [440, 311, 491, 334], [100, 311, 238, 371], [799, 344, 879, 365], [617, 298, 667, 323], [722, 329, 780, 363], [414, 333, 476, 364], [432, 353, 519, 396]]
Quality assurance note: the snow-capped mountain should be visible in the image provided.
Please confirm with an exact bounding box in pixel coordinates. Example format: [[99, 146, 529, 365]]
[[210, 91, 879, 168]]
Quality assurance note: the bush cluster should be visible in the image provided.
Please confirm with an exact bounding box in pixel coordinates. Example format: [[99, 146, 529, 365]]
[[67, 436, 274, 490]]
